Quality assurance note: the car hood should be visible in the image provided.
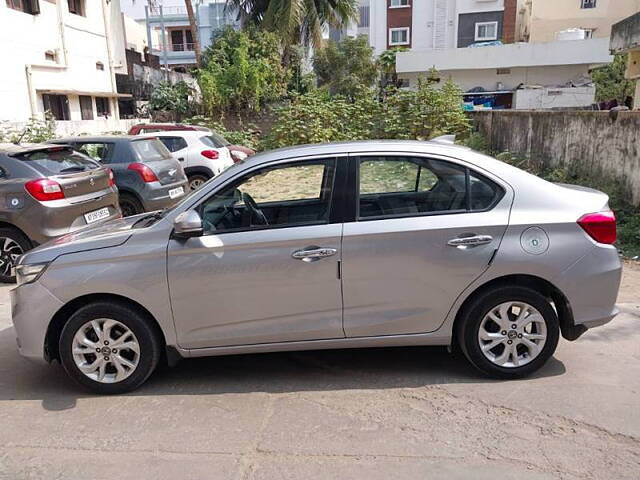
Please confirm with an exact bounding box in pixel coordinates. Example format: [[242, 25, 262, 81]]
[[19, 215, 142, 265]]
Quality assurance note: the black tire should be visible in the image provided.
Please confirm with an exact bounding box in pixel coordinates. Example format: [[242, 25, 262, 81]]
[[187, 173, 210, 191], [0, 227, 32, 283], [119, 193, 144, 217], [59, 302, 162, 394], [457, 286, 560, 379]]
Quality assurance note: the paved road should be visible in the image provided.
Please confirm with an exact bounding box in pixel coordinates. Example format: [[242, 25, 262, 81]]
[[0, 265, 639, 479]]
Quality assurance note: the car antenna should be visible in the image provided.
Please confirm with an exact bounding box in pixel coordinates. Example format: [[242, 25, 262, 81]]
[[13, 126, 30, 145]]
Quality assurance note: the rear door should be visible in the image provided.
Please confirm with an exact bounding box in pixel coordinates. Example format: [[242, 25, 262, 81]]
[[130, 137, 184, 185], [156, 136, 189, 164], [341, 154, 512, 337]]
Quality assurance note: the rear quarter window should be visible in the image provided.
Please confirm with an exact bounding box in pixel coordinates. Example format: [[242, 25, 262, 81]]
[[15, 148, 100, 175], [201, 133, 229, 148], [131, 139, 172, 162]]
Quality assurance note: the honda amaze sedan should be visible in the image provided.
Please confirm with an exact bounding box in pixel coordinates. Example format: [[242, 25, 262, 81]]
[[11, 140, 621, 394]]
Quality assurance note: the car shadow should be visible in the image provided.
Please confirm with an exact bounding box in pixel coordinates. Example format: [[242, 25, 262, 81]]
[[0, 327, 566, 411]]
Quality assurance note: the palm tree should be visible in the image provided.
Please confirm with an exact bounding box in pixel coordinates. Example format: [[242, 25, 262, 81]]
[[226, 0, 358, 49]]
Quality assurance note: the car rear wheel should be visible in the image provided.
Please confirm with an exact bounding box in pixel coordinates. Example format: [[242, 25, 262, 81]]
[[119, 193, 143, 217], [187, 174, 209, 191], [59, 302, 161, 394], [457, 286, 560, 379], [0, 227, 31, 283]]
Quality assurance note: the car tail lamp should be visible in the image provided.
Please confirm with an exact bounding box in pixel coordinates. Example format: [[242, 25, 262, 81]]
[[577, 210, 616, 244], [201, 150, 219, 160], [25, 179, 65, 201], [128, 162, 158, 183], [107, 168, 115, 187]]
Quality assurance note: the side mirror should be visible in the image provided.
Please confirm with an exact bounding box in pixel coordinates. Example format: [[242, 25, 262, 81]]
[[173, 210, 203, 239]]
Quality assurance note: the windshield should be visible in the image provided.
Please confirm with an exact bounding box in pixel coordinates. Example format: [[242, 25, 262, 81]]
[[16, 148, 100, 175], [201, 132, 229, 148], [131, 138, 172, 162]]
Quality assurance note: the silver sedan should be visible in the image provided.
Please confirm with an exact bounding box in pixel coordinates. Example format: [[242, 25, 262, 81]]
[[11, 139, 621, 393]]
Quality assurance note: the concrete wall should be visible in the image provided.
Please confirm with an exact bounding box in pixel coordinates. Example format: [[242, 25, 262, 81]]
[[0, 118, 145, 138], [472, 110, 640, 205]]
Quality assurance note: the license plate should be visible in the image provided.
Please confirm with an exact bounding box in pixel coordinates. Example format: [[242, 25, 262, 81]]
[[169, 187, 184, 199], [84, 207, 110, 224]]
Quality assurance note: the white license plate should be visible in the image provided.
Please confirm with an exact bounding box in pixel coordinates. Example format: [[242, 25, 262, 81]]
[[169, 187, 184, 199], [84, 207, 110, 224]]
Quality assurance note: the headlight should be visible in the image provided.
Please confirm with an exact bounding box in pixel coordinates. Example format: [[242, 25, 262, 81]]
[[232, 150, 248, 161], [15, 263, 49, 286]]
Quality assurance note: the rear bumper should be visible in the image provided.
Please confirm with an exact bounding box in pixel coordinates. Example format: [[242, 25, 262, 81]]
[[11, 280, 63, 364], [140, 179, 188, 211], [554, 244, 622, 338]]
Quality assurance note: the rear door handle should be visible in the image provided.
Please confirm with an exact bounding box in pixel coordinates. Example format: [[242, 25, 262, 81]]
[[447, 235, 493, 248], [178, 157, 185, 162], [292, 247, 338, 262]]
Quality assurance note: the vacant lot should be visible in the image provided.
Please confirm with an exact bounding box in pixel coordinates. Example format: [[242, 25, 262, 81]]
[[0, 263, 639, 479]]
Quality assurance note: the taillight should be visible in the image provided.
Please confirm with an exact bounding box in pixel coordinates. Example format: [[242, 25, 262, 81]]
[[201, 150, 219, 160], [577, 210, 616, 244], [25, 178, 65, 201], [128, 162, 158, 183], [107, 168, 115, 187]]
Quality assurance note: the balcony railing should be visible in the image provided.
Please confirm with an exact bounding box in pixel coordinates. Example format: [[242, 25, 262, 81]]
[[148, 5, 188, 16], [153, 43, 196, 53]]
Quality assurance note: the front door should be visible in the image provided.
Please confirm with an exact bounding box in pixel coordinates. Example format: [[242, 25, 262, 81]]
[[167, 157, 345, 349], [342, 155, 512, 337]]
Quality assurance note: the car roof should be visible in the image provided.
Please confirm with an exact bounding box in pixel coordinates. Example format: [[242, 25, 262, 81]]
[[151, 130, 210, 138], [49, 135, 157, 143]]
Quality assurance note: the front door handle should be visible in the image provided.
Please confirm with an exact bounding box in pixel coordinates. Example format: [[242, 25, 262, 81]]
[[292, 246, 338, 262], [447, 235, 493, 248], [178, 157, 185, 162]]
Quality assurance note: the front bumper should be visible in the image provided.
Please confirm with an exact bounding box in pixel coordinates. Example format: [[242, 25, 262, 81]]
[[10, 281, 63, 364]]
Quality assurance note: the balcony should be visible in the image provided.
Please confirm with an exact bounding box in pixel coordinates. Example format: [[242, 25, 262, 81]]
[[146, 5, 189, 24], [152, 43, 197, 64]]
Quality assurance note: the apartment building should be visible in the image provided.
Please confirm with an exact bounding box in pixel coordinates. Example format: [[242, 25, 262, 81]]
[[0, 0, 138, 133], [521, 0, 640, 43], [120, 0, 238, 71], [338, 0, 518, 54]]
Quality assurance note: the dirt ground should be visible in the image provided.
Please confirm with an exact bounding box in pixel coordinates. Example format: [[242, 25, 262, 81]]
[[0, 262, 639, 479]]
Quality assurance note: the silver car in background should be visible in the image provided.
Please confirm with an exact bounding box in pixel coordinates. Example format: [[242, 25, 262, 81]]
[[11, 140, 621, 393]]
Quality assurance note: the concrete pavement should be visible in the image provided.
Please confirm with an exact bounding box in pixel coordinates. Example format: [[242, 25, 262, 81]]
[[0, 264, 639, 479]]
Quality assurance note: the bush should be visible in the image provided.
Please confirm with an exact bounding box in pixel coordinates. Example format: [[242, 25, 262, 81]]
[[0, 113, 57, 143], [149, 81, 195, 119], [183, 115, 261, 151]]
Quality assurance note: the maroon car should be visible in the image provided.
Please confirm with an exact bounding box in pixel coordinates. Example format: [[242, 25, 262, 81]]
[[128, 123, 254, 163]]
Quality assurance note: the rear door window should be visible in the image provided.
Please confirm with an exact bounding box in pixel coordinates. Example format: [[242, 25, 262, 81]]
[[15, 148, 100, 175], [201, 133, 229, 148], [158, 136, 188, 152], [75, 143, 113, 162], [131, 139, 172, 162]]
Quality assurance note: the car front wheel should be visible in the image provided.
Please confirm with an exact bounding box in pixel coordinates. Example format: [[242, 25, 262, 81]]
[[59, 302, 161, 394], [458, 286, 560, 379]]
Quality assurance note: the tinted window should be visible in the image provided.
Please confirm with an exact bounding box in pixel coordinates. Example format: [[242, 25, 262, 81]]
[[358, 156, 499, 219], [75, 143, 112, 162], [199, 159, 335, 234], [201, 133, 229, 148], [158, 136, 188, 152], [131, 139, 172, 162], [16, 148, 99, 175]]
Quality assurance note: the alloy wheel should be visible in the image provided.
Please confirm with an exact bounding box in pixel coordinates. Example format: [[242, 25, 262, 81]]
[[72, 318, 140, 383], [188, 177, 206, 190], [0, 237, 24, 278], [477, 301, 547, 368]]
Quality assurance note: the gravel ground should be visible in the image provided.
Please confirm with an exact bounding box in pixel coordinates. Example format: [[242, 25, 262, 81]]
[[0, 262, 639, 479]]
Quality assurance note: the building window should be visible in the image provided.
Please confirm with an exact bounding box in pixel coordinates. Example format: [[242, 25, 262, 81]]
[[580, 0, 596, 8], [68, 0, 84, 16], [389, 0, 410, 7], [496, 68, 511, 75], [389, 27, 410, 46], [170, 29, 194, 51], [44, 50, 56, 62], [42, 94, 70, 121], [358, 5, 370, 28], [475, 21, 498, 41], [96, 61, 105, 71], [95, 97, 111, 118], [6, 0, 40, 15], [79, 96, 94, 120], [583, 28, 596, 38]]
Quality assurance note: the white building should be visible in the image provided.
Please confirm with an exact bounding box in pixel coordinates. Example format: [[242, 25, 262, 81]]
[[0, 0, 139, 134]]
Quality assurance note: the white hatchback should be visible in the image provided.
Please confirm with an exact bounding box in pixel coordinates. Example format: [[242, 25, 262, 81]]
[[149, 131, 235, 190]]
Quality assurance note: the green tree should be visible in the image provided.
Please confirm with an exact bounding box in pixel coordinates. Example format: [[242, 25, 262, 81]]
[[378, 47, 407, 88], [226, 0, 357, 49], [198, 27, 289, 114], [313, 36, 378, 98], [148, 81, 195, 119], [592, 54, 635, 103]]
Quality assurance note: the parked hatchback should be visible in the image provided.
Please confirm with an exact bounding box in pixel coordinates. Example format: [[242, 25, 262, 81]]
[[150, 130, 235, 190], [0, 143, 119, 282], [127, 123, 255, 163], [49, 136, 188, 216], [12, 140, 621, 393]]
